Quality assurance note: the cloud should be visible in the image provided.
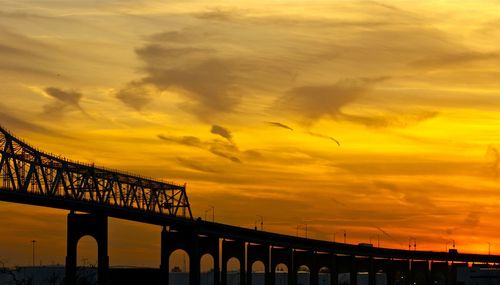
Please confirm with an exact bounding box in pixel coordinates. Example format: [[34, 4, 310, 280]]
[[43, 87, 84, 115], [157, 134, 203, 148], [116, 34, 243, 120], [115, 82, 156, 111], [486, 146, 500, 179], [409, 51, 498, 69], [208, 143, 241, 163], [210, 125, 232, 141], [445, 211, 481, 235], [308, 131, 340, 146], [44, 87, 82, 107], [158, 134, 243, 163], [276, 77, 388, 124], [266, 122, 293, 131], [0, 107, 60, 136], [339, 110, 439, 129], [176, 157, 219, 173]]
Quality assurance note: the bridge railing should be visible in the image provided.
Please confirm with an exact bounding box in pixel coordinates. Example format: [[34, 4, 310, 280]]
[[0, 125, 192, 219]]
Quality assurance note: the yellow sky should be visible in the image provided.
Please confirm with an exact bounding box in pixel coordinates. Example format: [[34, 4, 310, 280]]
[[1, 0, 500, 267]]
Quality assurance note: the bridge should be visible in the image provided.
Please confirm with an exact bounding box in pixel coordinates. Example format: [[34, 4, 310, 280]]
[[0, 126, 498, 285]]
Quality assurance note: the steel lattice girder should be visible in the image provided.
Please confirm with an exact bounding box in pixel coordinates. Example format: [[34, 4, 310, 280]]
[[0, 126, 192, 219]]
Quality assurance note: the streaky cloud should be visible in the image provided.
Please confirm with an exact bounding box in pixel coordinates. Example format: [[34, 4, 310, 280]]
[[210, 125, 232, 141], [308, 131, 340, 146], [266, 121, 293, 131], [276, 77, 389, 123]]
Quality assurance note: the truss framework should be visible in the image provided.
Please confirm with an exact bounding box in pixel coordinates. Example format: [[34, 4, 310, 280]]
[[0, 126, 192, 219]]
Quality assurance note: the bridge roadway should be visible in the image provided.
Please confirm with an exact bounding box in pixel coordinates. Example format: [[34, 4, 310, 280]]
[[2, 187, 500, 285], [1, 187, 498, 262]]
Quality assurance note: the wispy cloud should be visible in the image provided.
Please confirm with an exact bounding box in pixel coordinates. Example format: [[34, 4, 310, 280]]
[[266, 121, 293, 131], [43, 87, 85, 115], [308, 131, 340, 146], [210, 125, 232, 141], [158, 134, 250, 163], [276, 77, 389, 124]]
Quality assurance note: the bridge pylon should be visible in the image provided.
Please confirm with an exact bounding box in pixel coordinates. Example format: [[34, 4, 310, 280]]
[[65, 211, 109, 285]]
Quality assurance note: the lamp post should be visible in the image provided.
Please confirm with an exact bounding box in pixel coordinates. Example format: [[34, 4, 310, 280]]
[[296, 223, 308, 238], [369, 235, 380, 247], [256, 215, 263, 231], [409, 237, 416, 251], [205, 206, 215, 222], [344, 230, 347, 244], [31, 240, 36, 284], [32, 240, 36, 268]]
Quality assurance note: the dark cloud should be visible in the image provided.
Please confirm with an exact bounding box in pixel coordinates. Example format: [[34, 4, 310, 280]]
[[143, 59, 240, 119], [158, 134, 242, 163], [117, 41, 241, 119], [208, 142, 241, 163], [115, 81, 154, 111], [176, 157, 219, 173], [308, 131, 340, 146], [266, 121, 293, 131], [210, 125, 232, 141], [43, 87, 84, 115], [157, 134, 203, 148], [339, 110, 438, 129], [195, 8, 241, 22], [44, 87, 82, 107], [276, 77, 388, 123]]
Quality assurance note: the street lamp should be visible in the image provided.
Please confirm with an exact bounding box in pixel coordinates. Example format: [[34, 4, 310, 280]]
[[31, 240, 36, 268], [409, 237, 416, 251], [296, 223, 308, 238], [255, 215, 263, 231], [205, 206, 215, 222], [369, 235, 380, 247], [31, 240, 36, 284]]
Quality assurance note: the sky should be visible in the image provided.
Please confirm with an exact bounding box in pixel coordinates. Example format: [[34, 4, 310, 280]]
[[1, 0, 500, 269]]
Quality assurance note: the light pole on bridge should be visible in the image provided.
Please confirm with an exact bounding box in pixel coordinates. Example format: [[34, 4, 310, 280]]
[[409, 237, 416, 251], [31, 240, 36, 268], [205, 206, 215, 222], [255, 215, 263, 231], [296, 223, 308, 238]]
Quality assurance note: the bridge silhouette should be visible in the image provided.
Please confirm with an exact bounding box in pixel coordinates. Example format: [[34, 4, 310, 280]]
[[0, 126, 498, 285]]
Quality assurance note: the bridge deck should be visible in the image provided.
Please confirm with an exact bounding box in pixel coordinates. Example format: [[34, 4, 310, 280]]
[[1, 188, 498, 263]]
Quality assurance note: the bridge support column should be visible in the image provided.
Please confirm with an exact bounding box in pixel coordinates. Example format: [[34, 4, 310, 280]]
[[270, 247, 293, 285], [368, 258, 375, 285], [160, 226, 201, 285], [331, 255, 338, 285], [247, 244, 270, 285], [350, 256, 357, 285], [221, 239, 246, 285], [160, 226, 169, 285], [65, 211, 109, 285], [383, 259, 394, 285], [189, 233, 201, 285]]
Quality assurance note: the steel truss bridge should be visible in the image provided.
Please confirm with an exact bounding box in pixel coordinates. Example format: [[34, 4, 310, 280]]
[[0, 126, 498, 285]]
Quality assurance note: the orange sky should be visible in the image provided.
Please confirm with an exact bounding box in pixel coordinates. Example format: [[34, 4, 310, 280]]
[[1, 0, 500, 268]]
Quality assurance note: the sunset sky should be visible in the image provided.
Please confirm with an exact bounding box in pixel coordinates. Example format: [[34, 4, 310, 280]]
[[1, 0, 500, 268]]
